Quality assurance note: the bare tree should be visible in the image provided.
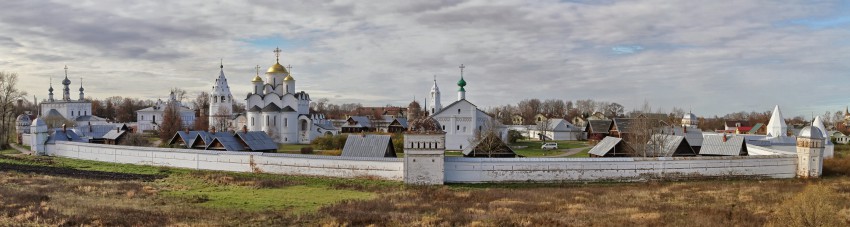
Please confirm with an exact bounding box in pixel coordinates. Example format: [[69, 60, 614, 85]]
[[0, 72, 27, 148], [158, 102, 183, 142], [467, 119, 507, 158], [171, 88, 187, 103], [210, 105, 231, 132], [625, 116, 669, 157], [535, 117, 554, 142]]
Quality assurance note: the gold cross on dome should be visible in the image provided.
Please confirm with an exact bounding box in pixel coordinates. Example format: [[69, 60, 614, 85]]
[[273, 47, 282, 61], [255, 65, 261, 75], [286, 64, 292, 72]]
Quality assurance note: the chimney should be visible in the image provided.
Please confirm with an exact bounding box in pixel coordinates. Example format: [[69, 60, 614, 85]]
[[722, 133, 727, 142], [116, 127, 120, 132], [242, 125, 248, 133], [210, 126, 216, 134], [184, 127, 189, 133], [683, 126, 687, 133]]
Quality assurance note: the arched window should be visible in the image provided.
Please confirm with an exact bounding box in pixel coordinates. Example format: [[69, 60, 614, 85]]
[[251, 117, 254, 126], [266, 116, 269, 126], [221, 96, 226, 102], [273, 116, 277, 126], [457, 109, 461, 114], [456, 125, 460, 131]]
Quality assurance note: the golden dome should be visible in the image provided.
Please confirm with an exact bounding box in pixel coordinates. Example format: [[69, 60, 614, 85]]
[[267, 62, 288, 74], [251, 75, 263, 82], [284, 74, 294, 81]]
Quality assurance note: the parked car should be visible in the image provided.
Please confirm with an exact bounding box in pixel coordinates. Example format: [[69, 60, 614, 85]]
[[541, 143, 558, 150]]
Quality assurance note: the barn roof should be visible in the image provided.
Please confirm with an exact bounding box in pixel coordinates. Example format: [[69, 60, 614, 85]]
[[700, 135, 748, 156], [588, 136, 622, 156], [341, 134, 396, 158], [235, 131, 278, 151]]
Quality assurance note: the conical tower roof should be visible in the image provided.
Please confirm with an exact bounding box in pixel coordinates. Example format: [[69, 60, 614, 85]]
[[766, 105, 787, 138], [812, 116, 828, 138]]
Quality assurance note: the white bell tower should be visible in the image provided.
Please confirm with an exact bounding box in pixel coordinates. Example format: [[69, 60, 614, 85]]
[[429, 75, 442, 115], [209, 61, 233, 131]]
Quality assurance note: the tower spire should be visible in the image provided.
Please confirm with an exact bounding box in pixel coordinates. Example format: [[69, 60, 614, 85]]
[[64, 65, 68, 79], [220, 58, 223, 69]]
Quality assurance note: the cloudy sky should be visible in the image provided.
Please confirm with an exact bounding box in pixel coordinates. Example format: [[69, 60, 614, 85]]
[[2, 0, 849, 117]]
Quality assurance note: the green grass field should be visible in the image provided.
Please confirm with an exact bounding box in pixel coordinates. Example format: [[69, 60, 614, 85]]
[[511, 140, 590, 157]]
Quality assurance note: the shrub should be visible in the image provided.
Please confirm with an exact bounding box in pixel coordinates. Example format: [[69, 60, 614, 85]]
[[311, 134, 348, 150], [120, 133, 151, 147], [392, 133, 404, 153], [300, 147, 314, 154], [508, 130, 524, 144]]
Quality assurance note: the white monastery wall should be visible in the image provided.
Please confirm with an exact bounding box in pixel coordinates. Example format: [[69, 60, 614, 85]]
[[49, 141, 404, 180], [444, 155, 797, 183], [46, 141, 801, 183]]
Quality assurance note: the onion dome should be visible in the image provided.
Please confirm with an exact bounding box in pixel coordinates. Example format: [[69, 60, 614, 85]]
[[16, 114, 31, 124], [408, 100, 421, 109], [799, 126, 824, 140], [48, 85, 54, 93], [284, 74, 294, 81], [457, 76, 466, 92], [252, 75, 263, 82]]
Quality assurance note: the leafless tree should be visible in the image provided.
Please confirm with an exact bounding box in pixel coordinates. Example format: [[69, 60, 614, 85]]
[[467, 119, 507, 158], [0, 72, 27, 148], [626, 116, 669, 157], [210, 105, 231, 132], [158, 102, 183, 142], [171, 88, 187, 103], [535, 117, 554, 142]]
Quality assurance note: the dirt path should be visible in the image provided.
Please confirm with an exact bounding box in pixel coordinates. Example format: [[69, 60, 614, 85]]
[[9, 143, 32, 155], [551, 147, 591, 157]]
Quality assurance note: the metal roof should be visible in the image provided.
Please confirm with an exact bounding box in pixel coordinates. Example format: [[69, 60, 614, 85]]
[[612, 118, 634, 134], [235, 131, 278, 151], [341, 134, 396, 158], [281, 105, 296, 112], [645, 135, 692, 157], [700, 135, 747, 156], [663, 127, 704, 147], [248, 106, 262, 112], [169, 131, 200, 148], [344, 116, 372, 128], [588, 136, 621, 156], [48, 130, 86, 143], [102, 129, 127, 140], [206, 133, 245, 151]]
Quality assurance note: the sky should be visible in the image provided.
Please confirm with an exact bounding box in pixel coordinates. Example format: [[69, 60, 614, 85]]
[[2, 0, 850, 118]]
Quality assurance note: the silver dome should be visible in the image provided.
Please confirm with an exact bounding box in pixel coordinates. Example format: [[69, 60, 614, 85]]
[[683, 113, 697, 121], [799, 126, 825, 140]]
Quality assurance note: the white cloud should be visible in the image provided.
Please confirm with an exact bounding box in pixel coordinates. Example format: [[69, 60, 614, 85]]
[[1, 0, 849, 117]]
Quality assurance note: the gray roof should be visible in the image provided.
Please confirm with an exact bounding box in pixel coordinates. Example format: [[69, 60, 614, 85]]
[[588, 136, 621, 156], [341, 134, 396, 158], [75, 115, 107, 122], [344, 116, 372, 128], [612, 118, 634, 134], [46, 109, 63, 117], [645, 135, 692, 157], [102, 129, 127, 140], [315, 122, 337, 130], [248, 106, 262, 112], [262, 103, 281, 112], [281, 106, 296, 112], [390, 118, 409, 128], [588, 120, 612, 134], [206, 134, 245, 151], [75, 124, 128, 139], [169, 131, 200, 148], [700, 135, 747, 156], [235, 131, 278, 151], [48, 130, 86, 143], [662, 127, 704, 147]]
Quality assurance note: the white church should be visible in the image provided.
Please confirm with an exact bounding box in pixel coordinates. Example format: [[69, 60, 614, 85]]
[[40, 66, 94, 122], [135, 91, 196, 131], [233, 48, 337, 144], [428, 65, 503, 151]]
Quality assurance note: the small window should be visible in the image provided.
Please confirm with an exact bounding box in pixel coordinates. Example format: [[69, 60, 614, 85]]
[[442, 125, 445, 130], [251, 117, 254, 126], [456, 125, 460, 130], [457, 109, 461, 114]]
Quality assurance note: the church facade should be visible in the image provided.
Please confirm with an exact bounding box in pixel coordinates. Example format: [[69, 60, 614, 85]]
[[243, 48, 337, 144], [429, 65, 502, 150], [40, 66, 93, 123], [136, 91, 196, 131]]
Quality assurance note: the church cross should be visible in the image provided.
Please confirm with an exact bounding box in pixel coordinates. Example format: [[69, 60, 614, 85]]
[[273, 47, 282, 62], [459, 64, 465, 77], [64, 65, 68, 78], [255, 65, 261, 75], [286, 64, 293, 72]]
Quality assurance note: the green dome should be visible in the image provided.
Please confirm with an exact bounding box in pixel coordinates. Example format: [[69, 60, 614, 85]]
[[457, 76, 466, 87]]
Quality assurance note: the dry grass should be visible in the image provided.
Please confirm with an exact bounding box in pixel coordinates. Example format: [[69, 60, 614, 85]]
[[320, 179, 850, 226]]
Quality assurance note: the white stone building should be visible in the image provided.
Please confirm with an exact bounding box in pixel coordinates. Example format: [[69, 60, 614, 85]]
[[244, 48, 338, 144], [40, 66, 93, 122], [136, 91, 196, 131], [430, 65, 500, 150]]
